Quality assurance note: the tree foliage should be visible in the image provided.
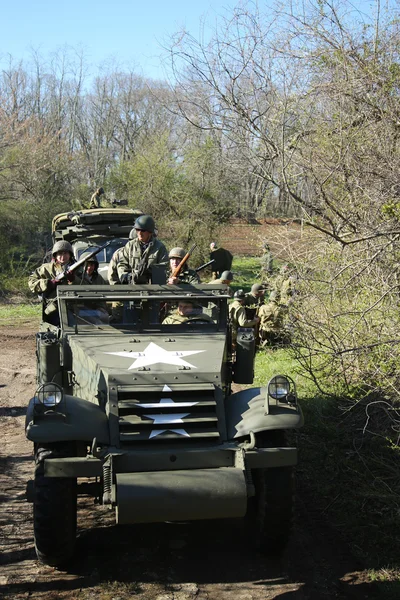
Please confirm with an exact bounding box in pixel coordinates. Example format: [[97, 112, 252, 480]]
[[165, 0, 400, 404]]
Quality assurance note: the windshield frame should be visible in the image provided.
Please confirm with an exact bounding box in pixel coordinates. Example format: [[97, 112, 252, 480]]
[[57, 284, 230, 334]]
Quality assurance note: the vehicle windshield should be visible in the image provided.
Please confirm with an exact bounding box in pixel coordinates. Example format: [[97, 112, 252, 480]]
[[61, 296, 224, 332]]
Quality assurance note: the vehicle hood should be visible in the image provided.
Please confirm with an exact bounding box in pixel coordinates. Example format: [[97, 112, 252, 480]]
[[68, 332, 227, 403]]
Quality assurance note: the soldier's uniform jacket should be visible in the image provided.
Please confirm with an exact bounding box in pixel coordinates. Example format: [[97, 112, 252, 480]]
[[244, 292, 265, 308], [108, 247, 124, 284], [28, 261, 83, 316], [170, 267, 200, 284], [162, 311, 214, 325], [228, 300, 259, 342], [258, 300, 287, 333], [85, 271, 106, 285], [244, 292, 264, 320], [117, 238, 168, 284], [89, 192, 101, 208]]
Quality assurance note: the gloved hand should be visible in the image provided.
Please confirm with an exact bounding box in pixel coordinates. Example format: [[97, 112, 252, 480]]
[[65, 270, 75, 283], [120, 273, 132, 284]]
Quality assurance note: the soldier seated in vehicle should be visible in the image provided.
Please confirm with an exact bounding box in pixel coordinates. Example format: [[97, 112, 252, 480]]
[[167, 248, 200, 285], [162, 299, 214, 325], [28, 241, 82, 326]]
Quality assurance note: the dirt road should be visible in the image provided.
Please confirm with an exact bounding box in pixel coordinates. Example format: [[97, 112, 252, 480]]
[[0, 325, 380, 600]]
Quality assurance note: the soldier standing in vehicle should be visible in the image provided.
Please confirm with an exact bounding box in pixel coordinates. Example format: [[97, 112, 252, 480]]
[[89, 187, 106, 209], [209, 242, 233, 279], [167, 248, 200, 285], [118, 215, 168, 284], [229, 289, 260, 347], [28, 241, 81, 326]]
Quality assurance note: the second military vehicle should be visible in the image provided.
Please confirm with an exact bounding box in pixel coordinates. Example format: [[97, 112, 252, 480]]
[[26, 283, 303, 566], [51, 208, 143, 276]]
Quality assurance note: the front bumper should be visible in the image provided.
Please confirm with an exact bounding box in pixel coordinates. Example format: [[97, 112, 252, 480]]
[[43, 445, 298, 478]]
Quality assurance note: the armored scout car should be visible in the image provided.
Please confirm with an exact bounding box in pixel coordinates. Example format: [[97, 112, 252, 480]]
[[26, 283, 303, 566]]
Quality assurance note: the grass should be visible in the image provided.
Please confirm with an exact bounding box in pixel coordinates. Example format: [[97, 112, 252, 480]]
[[231, 256, 262, 293], [0, 302, 41, 325]]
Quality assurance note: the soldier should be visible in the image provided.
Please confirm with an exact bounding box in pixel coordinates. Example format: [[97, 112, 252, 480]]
[[245, 283, 267, 309], [89, 187, 105, 209], [228, 289, 260, 346], [81, 254, 106, 284], [258, 290, 290, 347], [244, 283, 267, 327], [260, 240, 273, 276], [118, 215, 168, 284], [162, 299, 214, 325], [167, 247, 200, 285], [209, 242, 233, 279], [273, 264, 296, 307], [28, 241, 81, 326]]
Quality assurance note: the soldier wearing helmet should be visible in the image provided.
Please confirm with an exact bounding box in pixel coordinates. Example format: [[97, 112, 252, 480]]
[[245, 283, 267, 312], [228, 289, 260, 346], [28, 240, 81, 325], [167, 247, 200, 285], [208, 270, 234, 295], [162, 299, 213, 325], [80, 253, 106, 284], [117, 215, 168, 284]]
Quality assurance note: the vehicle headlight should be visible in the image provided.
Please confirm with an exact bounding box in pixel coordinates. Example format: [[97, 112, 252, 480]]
[[35, 383, 64, 407], [268, 375, 292, 400]]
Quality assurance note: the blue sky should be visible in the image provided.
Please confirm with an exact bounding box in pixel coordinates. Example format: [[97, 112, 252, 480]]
[[0, 0, 238, 81]]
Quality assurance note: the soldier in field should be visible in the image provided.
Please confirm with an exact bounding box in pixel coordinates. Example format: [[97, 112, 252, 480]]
[[209, 242, 233, 279]]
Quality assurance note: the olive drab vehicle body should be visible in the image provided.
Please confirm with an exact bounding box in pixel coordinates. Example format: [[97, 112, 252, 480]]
[[51, 208, 143, 278], [26, 283, 303, 566]]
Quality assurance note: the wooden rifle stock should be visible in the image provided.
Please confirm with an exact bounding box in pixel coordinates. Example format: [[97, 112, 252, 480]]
[[171, 244, 197, 279]]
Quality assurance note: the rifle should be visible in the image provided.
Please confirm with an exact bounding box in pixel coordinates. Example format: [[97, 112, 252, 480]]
[[171, 244, 197, 279], [195, 259, 215, 273], [53, 241, 111, 284]]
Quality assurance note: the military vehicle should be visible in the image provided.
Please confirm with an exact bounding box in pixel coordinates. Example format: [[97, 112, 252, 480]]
[[51, 208, 143, 277], [25, 283, 303, 566]]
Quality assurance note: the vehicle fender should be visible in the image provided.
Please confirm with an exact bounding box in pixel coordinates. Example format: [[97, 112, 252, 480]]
[[25, 395, 109, 444], [225, 387, 303, 440]]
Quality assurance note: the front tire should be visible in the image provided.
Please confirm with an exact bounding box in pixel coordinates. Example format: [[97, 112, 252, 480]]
[[33, 444, 77, 567], [246, 431, 294, 555]]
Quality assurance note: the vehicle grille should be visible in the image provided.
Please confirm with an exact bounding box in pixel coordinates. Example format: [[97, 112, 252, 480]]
[[117, 385, 220, 445]]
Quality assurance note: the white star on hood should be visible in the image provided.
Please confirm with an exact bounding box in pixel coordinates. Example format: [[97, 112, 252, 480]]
[[105, 342, 204, 370]]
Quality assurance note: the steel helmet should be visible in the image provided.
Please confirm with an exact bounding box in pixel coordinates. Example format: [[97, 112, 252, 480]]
[[220, 270, 233, 281], [234, 289, 246, 300], [169, 247, 186, 259], [134, 214, 155, 233], [251, 283, 265, 294], [52, 240, 73, 256], [80, 252, 98, 265]]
